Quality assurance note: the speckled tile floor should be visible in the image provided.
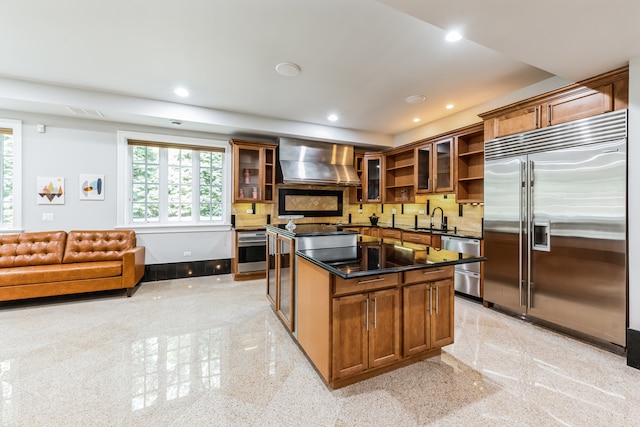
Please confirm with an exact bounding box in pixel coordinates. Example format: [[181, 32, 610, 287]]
[[2, 275, 640, 426]]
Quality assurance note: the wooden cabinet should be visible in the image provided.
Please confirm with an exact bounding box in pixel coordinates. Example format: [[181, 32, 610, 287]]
[[481, 67, 628, 140], [332, 288, 400, 380], [383, 149, 415, 203], [416, 138, 454, 194], [296, 257, 454, 389], [403, 274, 454, 356], [230, 139, 276, 203], [363, 154, 383, 203], [401, 231, 441, 248], [379, 228, 402, 241], [455, 126, 485, 203], [266, 231, 295, 331], [349, 153, 365, 204]]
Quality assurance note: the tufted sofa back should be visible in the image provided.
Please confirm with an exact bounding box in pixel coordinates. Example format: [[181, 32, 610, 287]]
[[0, 231, 67, 268], [62, 230, 136, 263]]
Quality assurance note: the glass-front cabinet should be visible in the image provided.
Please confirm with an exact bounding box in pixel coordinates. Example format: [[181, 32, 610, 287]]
[[265, 231, 295, 332], [416, 138, 453, 194], [363, 153, 382, 203], [230, 139, 276, 203]]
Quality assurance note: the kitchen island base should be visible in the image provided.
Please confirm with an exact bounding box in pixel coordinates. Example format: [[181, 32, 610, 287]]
[[296, 257, 453, 389]]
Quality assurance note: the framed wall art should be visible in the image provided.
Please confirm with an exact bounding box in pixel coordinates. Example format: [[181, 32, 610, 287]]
[[37, 176, 65, 205], [79, 174, 104, 200]]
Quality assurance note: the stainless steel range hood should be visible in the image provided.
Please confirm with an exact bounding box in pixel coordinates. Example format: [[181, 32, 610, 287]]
[[277, 137, 361, 186]]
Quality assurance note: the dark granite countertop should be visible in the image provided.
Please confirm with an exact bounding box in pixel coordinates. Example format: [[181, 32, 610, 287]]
[[324, 223, 483, 239], [265, 224, 358, 239], [296, 235, 485, 279]]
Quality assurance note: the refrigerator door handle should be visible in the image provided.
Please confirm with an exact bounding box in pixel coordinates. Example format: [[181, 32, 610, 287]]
[[527, 159, 534, 310], [519, 159, 525, 308]]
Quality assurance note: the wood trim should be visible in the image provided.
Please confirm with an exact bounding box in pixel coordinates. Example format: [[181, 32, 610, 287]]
[[479, 66, 628, 120]]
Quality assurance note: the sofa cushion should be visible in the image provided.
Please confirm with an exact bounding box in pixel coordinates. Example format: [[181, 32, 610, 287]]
[[63, 230, 136, 263], [0, 261, 123, 287], [0, 231, 67, 268]]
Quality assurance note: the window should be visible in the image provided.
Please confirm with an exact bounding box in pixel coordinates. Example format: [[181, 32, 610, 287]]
[[117, 131, 230, 229], [0, 120, 22, 231]]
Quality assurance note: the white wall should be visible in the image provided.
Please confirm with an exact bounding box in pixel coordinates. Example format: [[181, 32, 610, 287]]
[[2, 109, 235, 264], [628, 57, 640, 331]]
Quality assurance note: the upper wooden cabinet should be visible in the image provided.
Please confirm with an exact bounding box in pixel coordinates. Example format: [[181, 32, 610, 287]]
[[230, 139, 276, 203], [363, 153, 383, 203], [481, 67, 628, 140], [384, 148, 415, 203], [349, 153, 365, 204], [416, 138, 454, 194]]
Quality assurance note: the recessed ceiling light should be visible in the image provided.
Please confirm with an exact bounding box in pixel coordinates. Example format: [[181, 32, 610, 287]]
[[445, 31, 462, 42], [446, 104, 455, 109], [275, 62, 301, 77], [327, 114, 338, 122], [413, 118, 421, 123], [405, 94, 426, 104], [174, 87, 189, 97]]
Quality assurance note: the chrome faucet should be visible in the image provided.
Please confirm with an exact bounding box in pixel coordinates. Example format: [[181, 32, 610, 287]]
[[430, 206, 447, 231]]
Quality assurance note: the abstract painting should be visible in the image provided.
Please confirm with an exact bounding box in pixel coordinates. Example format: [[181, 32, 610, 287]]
[[37, 177, 65, 205], [79, 174, 104, 200]]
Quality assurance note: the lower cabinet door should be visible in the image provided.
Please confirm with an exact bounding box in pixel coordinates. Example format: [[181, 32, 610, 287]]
[[332, 294, 369, 379], [403, 283, 431, 356], [368, 288, 401, 368], [431, 279, 454, 348]]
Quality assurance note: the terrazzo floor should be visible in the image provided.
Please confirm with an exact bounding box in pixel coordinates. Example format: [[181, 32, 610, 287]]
[[2, 275, 640, 426]]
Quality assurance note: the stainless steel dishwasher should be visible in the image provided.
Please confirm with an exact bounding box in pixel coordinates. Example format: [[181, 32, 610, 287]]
[[441, 236, 481, 298]]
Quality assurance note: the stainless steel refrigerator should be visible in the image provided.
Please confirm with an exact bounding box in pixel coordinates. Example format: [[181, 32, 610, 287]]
[[484, 110, 627, 348]]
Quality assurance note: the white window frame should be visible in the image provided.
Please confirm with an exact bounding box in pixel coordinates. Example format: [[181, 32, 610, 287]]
[[116, 130, 231, 233], [0, 119, 22, 231]]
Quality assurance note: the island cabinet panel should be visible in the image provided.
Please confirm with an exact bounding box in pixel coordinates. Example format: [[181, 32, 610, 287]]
[[402, 272, 454, 356], [332, 288, 401, 380], [332, 294, 369, 379], [368, 289, 401, 369], [403, 283, 431, 356], [297, 258, 332, 380]]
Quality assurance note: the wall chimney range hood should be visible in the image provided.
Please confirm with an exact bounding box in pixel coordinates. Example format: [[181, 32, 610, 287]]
[[277, 137, 361, 186]]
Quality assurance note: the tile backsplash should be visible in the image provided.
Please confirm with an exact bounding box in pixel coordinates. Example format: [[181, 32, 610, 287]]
[[232, 189, 483, 235]]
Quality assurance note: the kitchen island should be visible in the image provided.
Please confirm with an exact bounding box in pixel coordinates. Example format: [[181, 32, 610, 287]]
[[266, 225, 484, 389]]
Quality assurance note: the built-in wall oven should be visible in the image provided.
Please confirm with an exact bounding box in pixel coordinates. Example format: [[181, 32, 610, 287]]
[[237, 230, 266, 273], [441, 236, 481, 298]]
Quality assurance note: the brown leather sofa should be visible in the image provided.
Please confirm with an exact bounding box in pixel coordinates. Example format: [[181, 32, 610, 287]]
[[0, 230, 145, 302]]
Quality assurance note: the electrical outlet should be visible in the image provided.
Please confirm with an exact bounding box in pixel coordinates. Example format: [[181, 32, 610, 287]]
[[419, 210, 425, 215], [391, 208, 396, 214], [183, 251, 192, 257], [246, 209, 253, 214], [42, 213, 54, 222], [358, 209, 363, 213]]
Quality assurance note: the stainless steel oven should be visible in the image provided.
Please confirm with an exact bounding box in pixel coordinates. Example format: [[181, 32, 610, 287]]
[[237, 230, 266, 273]]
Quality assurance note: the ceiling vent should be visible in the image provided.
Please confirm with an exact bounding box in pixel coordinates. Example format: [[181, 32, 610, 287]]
[[66, 106, 104, 118]]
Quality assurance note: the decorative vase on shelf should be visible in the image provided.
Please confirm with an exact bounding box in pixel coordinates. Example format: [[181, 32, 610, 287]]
[[244, 169, 251, 184], [252, 187, 258, 198], [239, 188, 244, 198]]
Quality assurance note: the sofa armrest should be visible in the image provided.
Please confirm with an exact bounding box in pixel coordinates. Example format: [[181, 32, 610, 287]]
[[122, 246, 145, 289]]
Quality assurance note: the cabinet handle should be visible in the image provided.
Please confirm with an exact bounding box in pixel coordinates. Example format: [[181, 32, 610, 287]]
[[365, 298, 369, 331], [373, 297, 377, 329], [547, 104, 551, 126], [423, 269, 445, 275], [357, 277, 385, 284], [429, 287, 433, 316], [436, 287, 439, 314]]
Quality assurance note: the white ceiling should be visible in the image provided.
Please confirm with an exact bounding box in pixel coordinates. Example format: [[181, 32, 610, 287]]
[[0, 0, 639, 144]]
